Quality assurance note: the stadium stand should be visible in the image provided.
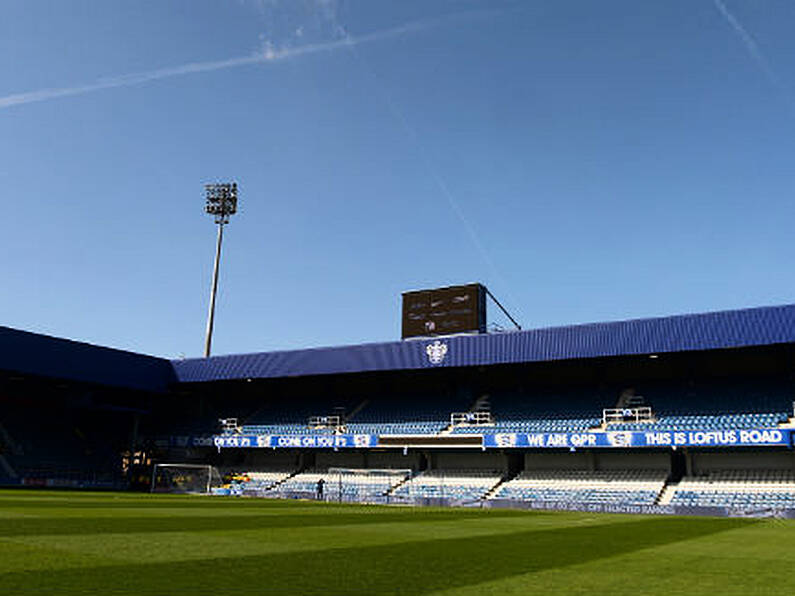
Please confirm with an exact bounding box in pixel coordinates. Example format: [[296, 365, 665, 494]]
[[344, 392, 466, 436], [468, 387, 609, 433], [235, 469, 295, 491], [259, 468, 408, 502], [3, 304, 795, 515], [391, 469, 503, 502], [328, 387, 616, 437], [228, 378, 793, 439], [607, 379, 792, 432], [240, 424, 337, 435], [492, 470, 668, 506], [0, 403, 124, 488], [266, 470, 340, 498], [324, 469, 410, 502], [225, 390, 472, 437], [239, 394, 357, 435], [664, 469, 795, 508]]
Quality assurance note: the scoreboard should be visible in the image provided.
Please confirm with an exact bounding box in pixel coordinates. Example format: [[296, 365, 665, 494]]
[[401, 283, 487, 339]]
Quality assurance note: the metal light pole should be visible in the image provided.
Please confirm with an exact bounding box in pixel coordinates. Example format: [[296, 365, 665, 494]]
[[204, 182, 238, 357]]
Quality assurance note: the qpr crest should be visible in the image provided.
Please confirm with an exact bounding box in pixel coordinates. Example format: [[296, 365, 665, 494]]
[[425, 340, 448, 365], [606, 431, 633, 448]]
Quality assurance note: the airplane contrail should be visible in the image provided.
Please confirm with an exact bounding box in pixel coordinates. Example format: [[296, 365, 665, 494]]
[[336, 15, 526, 323], [0, 19, 433, 110], [712, 0, 781, 88]]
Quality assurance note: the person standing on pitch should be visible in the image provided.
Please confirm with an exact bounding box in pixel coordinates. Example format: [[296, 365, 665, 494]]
[[316, 477, 325, 501]]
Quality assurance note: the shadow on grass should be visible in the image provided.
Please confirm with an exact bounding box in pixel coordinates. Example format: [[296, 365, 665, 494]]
[[0, 516, 753, 594], [0, 495, 346, 510], [0, 506, 536, 537]]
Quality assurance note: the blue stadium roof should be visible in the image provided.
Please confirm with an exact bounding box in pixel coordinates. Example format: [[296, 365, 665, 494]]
[[172, 303, 795, 383], [0, 325, 175, 392], [4, 303, 794, 389]]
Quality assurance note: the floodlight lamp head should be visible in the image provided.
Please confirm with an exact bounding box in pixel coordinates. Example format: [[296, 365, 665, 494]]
[[204, 182, 238, 224]]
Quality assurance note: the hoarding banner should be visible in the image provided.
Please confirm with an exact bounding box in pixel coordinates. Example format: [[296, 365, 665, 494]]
[[482, 428, 792, 449], [484, 499, 795, 518], [212, 428, 791, 450], [213, 434, 378, 449]]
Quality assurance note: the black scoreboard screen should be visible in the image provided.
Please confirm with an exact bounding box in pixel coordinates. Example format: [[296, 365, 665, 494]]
[[401, 283, 487, 339]]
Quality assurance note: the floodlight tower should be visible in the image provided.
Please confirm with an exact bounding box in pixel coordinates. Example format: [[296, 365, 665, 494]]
[[204, 182, 238, 357]]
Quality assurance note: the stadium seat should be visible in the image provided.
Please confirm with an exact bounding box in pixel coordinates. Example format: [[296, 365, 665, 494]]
[[492, 469, 667, 506], [666, 469, 795, 508], [391, 469, 503, 502]]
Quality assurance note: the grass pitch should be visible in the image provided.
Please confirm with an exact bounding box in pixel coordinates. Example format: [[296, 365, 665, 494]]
[[0, 490, 792, 594]]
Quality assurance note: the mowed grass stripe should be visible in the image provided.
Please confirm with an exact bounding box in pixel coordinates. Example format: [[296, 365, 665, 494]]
[[0, 516, 752, 594], [429, 529, 792, 595], [0, 491, 377, 510], [0, 506, 542, 537], [0, 539, 119, 575], [2, 509, 627, 569], [2, 491, 792, 595]]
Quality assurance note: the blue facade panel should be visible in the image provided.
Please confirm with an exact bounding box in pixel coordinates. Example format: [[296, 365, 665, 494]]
[[6, 303, 793, 389], [173, 303, 795, 383], [0, 325, 175, 392]]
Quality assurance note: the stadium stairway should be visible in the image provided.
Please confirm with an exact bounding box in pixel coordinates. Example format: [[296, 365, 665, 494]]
[[0, 420, 22, 456], [467, 394, 493, 421], [483, 471, 517, 500], [438, 421, 456, 436], [236, 468, 302, 494], [391, 470, 504, 501], [779, 415, 795, 428], [442, 394, 495, 436], [386, 474, 414, 496], [656, 484, 677, 506], [0, 454, 17, 481], [268, 469, 301, 490], [345, 399, 370, 424]]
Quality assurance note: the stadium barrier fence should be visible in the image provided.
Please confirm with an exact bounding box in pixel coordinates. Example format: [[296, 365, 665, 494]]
[[210, 484, 795, 517], [483, 498, 795, 519]]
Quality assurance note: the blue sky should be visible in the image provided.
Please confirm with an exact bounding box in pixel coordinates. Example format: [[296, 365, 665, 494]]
[[2, 0, 795, 358]]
